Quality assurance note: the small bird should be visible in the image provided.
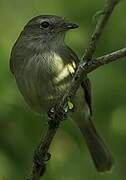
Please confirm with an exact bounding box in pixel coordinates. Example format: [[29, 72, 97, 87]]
[[10, 15, 113, 172]]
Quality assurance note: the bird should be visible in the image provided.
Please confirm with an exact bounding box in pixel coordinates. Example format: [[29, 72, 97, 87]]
[[10, 15, 113, 172]]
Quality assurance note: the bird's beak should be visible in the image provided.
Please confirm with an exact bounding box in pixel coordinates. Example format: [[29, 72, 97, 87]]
[[63, 22, 79, 30]]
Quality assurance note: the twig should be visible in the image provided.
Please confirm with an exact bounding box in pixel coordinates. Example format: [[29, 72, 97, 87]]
[[83, 0, 120, 62], [28, 0, 121, 179], [85, 47, 126, 73], [27, 124, 60, 180]]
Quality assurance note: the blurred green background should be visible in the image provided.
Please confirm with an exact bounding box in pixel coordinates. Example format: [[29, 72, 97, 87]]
[[0, 0, 126, 179]]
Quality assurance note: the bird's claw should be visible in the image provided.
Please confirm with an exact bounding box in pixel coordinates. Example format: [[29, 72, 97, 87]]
[[47, 107, 67, 128]]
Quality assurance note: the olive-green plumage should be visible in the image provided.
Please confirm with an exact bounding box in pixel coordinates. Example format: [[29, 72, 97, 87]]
[[10, 15, 113, 172]]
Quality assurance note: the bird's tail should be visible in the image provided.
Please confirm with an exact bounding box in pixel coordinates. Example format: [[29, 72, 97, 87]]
[[78, 116, 113, 172]]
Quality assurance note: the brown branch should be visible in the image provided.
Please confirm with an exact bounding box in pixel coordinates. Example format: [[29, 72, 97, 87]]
[[83, 0, 120, 62], [85, 48, 126, 73], [27, 125, 60, 180], [27, 0, 121, 179]]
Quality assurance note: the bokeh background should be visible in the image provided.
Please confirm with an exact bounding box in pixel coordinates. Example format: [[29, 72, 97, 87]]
[[0, 0, 126, 180]]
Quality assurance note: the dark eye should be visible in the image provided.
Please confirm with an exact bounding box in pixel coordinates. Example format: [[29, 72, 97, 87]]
[[40, 21, 50, 28]]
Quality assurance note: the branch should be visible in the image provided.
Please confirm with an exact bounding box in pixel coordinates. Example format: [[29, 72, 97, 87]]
[[27, 0, 121, 179], [85, 48, 126, 73], [27, 125, 60, 180], [28, 47, 126, 180], [83, 0, 120, 62]]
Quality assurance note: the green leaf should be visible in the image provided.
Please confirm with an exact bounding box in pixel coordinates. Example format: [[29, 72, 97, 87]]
[[63, 98, 74, 113], [68, 101, 74, 110], [92, 10, 104, 22], [64, 105, 69, 113]]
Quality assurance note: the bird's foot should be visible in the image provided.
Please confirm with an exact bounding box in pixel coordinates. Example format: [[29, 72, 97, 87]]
[[47, 107, 67, 128]]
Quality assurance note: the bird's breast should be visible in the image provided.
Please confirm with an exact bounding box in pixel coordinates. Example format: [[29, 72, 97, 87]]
[[15, 51, 75, 113]]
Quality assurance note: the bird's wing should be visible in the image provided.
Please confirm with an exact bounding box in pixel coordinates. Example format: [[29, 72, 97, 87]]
[[67, 47, 92, 114], [9, 40, 33, 75], [57, 46, 79, 77], [9, 37, 20, 74], [81, 77, 92, 114], [59, 46, 92, 113], [64, 48, 113, 172], [10, 48, 15, 74], [9, 42, 22, 75], [58, 46, 92, 114]]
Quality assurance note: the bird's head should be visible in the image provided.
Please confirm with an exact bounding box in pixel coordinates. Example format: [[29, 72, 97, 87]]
[[22, 15, 79, 42]]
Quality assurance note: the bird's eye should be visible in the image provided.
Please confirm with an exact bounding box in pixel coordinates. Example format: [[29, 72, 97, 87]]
[[40, 21, 50, 28]]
